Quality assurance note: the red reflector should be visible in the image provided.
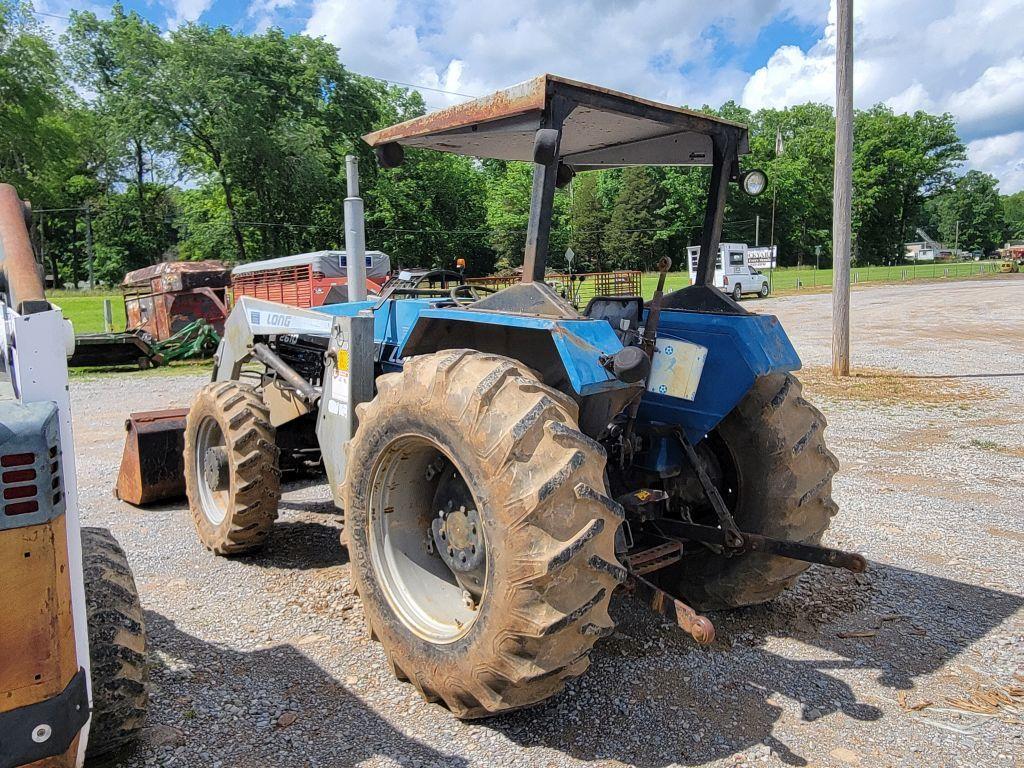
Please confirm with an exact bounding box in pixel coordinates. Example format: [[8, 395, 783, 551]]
[[2, 469, 36, 483], [5, 500, 39, 515], [1, 453, 35, 467], [3, 485, 37, 500]]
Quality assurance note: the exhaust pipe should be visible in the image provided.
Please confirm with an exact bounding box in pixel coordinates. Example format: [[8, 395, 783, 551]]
[[344, 155, 368, 303]]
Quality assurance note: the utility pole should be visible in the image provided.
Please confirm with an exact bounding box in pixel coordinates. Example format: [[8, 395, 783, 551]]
[[831, 0, 853, 378], [85, 204, 95, 289], [954, 220, 960, 255], [39, 213, 47, 286]]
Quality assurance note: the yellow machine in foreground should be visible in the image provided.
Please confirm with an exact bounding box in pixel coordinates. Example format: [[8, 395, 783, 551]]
[[0, 184, 148, 768]]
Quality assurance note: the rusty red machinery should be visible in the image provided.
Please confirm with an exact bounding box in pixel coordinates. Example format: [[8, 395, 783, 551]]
[[230, 250, 390, 308], [123, 260, 230, 340]]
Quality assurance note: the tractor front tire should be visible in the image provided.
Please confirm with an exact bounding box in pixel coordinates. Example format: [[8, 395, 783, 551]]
[[663, 373, 839, 610], [344, 350, 625, 718], [184, 381, 280, 555], [82, 527, 148, 759]]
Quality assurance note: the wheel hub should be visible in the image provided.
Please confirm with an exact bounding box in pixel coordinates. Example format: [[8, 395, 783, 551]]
[[367, 436, 487, 642], [429, 464, 485, 597], [203, 446, 229, 491], [432, 505, 484, 576]]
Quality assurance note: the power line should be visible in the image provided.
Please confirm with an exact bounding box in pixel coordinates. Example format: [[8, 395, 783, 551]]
[[31, 10, 70, 22], [33, 209, 755, 237], [375, 79, 476, 99]]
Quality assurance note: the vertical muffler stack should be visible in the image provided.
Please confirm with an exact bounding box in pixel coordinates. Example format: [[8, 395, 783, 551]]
[[344, 155, 368, 303]]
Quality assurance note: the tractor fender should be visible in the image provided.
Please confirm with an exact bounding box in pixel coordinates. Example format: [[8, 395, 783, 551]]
[[399, 307, 633, 399]]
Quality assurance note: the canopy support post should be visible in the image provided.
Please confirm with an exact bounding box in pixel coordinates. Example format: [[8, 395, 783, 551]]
[[522, 96, 573, 284], [694, 131, 736, 287]]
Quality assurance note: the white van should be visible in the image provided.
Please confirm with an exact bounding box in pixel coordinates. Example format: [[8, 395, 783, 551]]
[[687, 243, 772, 300]]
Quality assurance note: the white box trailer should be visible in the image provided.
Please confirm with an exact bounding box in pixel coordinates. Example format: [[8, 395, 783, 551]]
[[687, 242, 775, 300]]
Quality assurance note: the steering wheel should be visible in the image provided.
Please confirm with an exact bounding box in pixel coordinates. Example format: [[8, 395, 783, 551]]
[[449, 283, 497, 304]]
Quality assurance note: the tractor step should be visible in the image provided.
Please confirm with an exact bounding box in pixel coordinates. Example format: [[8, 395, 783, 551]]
[[623, 540, 683, 575]]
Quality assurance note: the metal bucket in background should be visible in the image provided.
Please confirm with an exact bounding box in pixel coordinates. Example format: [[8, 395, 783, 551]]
[[114, 408, 189, 505]]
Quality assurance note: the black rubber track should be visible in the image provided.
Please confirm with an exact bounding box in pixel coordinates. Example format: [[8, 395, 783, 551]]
[[82, 526, 148, 759]]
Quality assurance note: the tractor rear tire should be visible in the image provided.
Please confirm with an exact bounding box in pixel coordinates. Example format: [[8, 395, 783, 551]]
[[344, 350, 625, 718], [663, 372, 839, 610], [184, 381, 280, 555], [82, 527, 148, 759]]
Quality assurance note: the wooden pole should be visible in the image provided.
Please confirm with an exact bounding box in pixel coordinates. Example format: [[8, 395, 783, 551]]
[[85, 204, 95, 289], [832, 0, 853, 378]]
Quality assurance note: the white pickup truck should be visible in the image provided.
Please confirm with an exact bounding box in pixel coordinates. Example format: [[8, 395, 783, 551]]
[[687, 242, 773, 300]]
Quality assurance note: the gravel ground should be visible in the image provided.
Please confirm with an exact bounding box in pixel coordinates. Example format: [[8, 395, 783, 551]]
[[72, 277, 1023, 768]]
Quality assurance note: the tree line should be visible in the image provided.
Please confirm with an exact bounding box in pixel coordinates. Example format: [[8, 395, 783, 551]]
[[2, 1, 1022, 287]]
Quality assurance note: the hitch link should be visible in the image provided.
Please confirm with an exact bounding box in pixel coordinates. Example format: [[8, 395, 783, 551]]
[[629, 572, 715, 645], [657, 519, 867, 573]]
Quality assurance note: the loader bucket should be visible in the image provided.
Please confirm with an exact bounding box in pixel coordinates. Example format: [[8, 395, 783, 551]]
[[115, 408, 189, 505]]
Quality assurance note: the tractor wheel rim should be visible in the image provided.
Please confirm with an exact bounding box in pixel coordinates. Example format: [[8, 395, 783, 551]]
[[195, 416, 230, 526], [367, 434, 486, 643]]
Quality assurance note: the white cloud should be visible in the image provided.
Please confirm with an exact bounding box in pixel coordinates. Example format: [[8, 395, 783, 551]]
[[301, 0, 820, 109], [968, 131, 1024, 194], [740, 0, 1024, 189], [296, 0, 1023, 190], [247, 0, 299, 33], [163, 0, 214, 30], [743, 43, 834, 110], [946, 57, 1024, 137]]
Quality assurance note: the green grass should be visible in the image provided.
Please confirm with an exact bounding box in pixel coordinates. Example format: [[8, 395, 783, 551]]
[[637, 261, 999, 299], [50, 261, 1002, 332], [51, 293, 127, 334], [68, 359, 212, 380]]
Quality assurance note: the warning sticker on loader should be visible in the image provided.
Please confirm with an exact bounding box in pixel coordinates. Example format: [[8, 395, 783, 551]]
[[647, 339, 707, 401]]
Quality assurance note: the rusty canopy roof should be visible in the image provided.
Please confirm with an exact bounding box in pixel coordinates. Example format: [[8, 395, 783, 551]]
[[363, 74, 748, 168], [122, 260, 228, 289]]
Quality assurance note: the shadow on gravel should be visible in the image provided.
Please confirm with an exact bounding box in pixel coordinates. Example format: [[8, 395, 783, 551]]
[[234, 475, 348, 571], [242, 519, 348, 571], [136, 611, 468, 768], [489, 560, 1022, 767]]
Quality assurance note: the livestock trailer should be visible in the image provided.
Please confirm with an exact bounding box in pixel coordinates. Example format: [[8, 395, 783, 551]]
[[230, 250, 391, 308]]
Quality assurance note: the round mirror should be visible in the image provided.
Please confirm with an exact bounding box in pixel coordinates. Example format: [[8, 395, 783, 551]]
[[741, 169, 768, 196]]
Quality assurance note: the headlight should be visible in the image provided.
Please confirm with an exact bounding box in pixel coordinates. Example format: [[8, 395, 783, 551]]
[[741, 169, 767, 196]]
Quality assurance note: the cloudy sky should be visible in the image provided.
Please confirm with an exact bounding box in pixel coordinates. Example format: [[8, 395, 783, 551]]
[[36, 0, 1024, 191]]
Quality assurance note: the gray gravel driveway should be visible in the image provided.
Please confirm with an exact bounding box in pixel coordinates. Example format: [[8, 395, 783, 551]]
[[72, 277, 1023, 768]]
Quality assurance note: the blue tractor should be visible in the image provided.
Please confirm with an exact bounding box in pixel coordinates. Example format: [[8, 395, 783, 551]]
[[181, 75, 864, 718]]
